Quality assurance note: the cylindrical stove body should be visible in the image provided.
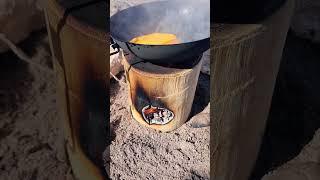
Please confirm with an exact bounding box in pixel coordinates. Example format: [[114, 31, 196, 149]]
[[45, 0, 108, 179], [123, 54, 203, 132]]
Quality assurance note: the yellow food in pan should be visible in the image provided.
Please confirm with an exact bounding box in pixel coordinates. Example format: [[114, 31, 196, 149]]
[[130, 33, 179, 45]]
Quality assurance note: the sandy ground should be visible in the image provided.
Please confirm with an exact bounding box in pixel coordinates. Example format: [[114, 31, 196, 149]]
[[0, 31, 71, 179]]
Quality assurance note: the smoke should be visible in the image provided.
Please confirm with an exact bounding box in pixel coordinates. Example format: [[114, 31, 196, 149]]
[[110, 0, 210, 43], [154, 0, 210, 42]]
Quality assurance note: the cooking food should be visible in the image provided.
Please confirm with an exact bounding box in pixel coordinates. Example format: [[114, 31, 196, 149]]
[[130, 33, 179, 45]]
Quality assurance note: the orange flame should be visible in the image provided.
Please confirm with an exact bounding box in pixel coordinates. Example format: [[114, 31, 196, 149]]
[[143, 106, 158, 115]]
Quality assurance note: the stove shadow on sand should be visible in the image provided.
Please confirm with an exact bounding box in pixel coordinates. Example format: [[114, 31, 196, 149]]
[[189, 73, 210, 119]]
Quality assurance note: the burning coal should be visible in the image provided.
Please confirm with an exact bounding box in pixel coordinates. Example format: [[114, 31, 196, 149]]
[[142, 105, 174, 125]]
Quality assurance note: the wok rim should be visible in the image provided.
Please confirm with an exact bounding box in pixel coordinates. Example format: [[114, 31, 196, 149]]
[[110, 0, 210, 46], [111, 35, 210, 47]]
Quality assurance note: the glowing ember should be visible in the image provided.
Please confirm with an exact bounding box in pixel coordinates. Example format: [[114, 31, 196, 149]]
[[142, 105, 174, 125], [130, 33, 179, 45]]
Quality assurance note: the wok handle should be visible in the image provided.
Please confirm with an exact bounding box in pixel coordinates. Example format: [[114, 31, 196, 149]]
[[110, 37, 120, 56]]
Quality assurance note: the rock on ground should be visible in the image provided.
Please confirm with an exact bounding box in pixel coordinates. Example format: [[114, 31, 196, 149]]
[[110, 47, 124, 78], [200, 50, 210, 75]]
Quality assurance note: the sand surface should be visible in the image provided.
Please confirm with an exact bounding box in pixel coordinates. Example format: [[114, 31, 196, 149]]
[[0, 31, 71, 179]]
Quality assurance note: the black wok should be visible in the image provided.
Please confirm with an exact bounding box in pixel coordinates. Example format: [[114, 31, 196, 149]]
[[110, 0, 210, 65]]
